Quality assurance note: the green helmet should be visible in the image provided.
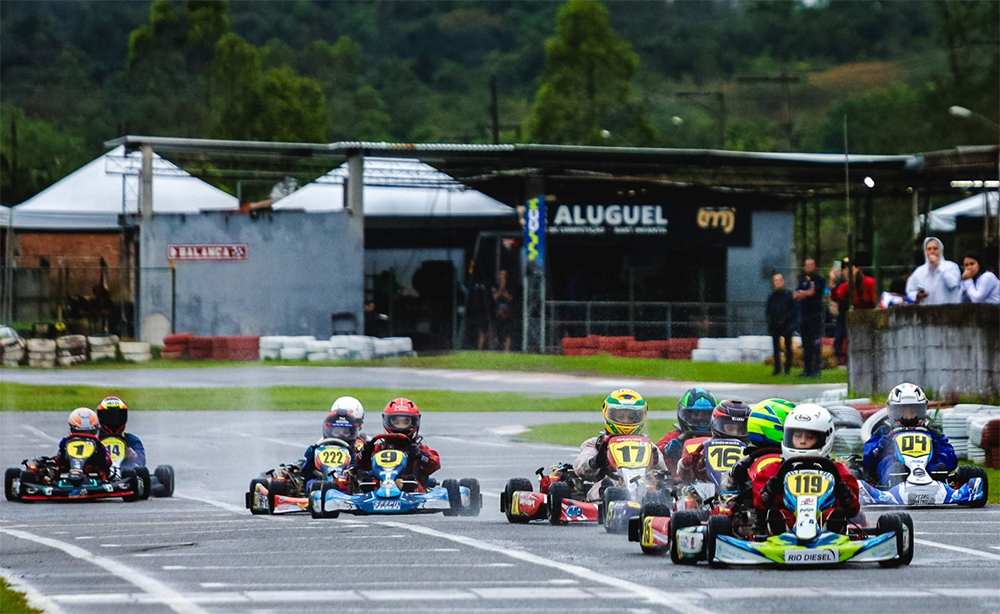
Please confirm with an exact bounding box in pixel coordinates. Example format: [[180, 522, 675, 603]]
[[747, 398, 795, 447]]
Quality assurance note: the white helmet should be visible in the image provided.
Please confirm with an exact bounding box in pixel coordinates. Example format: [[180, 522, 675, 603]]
[[887, 383, 928, 427], [781, 404, 834, 459], [331, 396, 365, 425], [68, 407, 100, 434]]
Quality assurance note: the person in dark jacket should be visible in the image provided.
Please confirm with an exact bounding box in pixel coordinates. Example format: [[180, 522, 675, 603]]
[[793, 258, 826, 378], [766, 273, 796, 375]]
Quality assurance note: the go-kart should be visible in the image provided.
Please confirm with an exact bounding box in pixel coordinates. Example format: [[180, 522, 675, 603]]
[[100, 434, 174, 499], [670, 437, 747, 516], [246, 437, 355, 515], [664, 456, 913, 567], [502, 435, 671, 534], [310, 433, 482, 517], [856, 427, 987, 507], [500, 463, 595, 523], [4, 435, 140, 502]]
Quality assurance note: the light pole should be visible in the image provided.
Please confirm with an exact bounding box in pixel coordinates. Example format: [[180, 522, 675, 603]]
[[949, 105, 1000, 258]]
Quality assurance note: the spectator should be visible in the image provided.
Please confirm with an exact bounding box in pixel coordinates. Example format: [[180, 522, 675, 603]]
[[834, 262, 877, 310], [906, 237, 962, 305], [492, 269, 515, 352], [793, 258, 826, 378], [469, 280, 493, 350], [766, 273, 796, 376], [828, 259, 849, 363], [961, 251, 1000, 304]]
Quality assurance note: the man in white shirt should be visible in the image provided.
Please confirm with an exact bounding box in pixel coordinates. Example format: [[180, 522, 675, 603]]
[[905, 237, 962, 305]]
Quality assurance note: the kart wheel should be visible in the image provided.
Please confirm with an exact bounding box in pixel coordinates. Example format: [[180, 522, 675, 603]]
[[248, 478, 269, 515], [310, 483, 339, 519], [877, 512, 914, 567], [640, 490, 672, 519], [442, 479, 462, 516], [669, 511, 702, 565], [121, 470, 140, 502], [459, 478, 482, 517], [602, 486, 630, 533], [267, 479, 288, 514], [153, 465, 175, 497], [135, 467, 152, 500], [503, 478, 533, 523], [705, 515, 732, 568], [18, 471, 36, 503], [958, 467, 988, 508], [547, 481, 572, 525], [5, 468, 21, 502]]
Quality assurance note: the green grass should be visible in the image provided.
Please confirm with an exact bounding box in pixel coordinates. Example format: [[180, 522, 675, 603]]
[[519, 420, 677, 447], [18, 352, 848, 385], [0, 578, 42, 614], [0, 383, 676, 414]]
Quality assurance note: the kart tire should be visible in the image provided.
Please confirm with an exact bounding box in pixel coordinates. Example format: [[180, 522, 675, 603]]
[[267, 479, 287, 514], [638, 491, 671, 555], [459, 478, 482, 517], [705, 515, 733, 568], [442, 479, 462, 516], [153, 465, 175, 497], [877, 512, 914, 567], [669, 510, 702, 564], [121, 470, 140, 502], [547, 481, 572, 525], [248, 478, 269, 515], [18, 471, 35, 503], [503, 477, 533, 523], [5, 468, 21, 502], [311, 483, 339, 519], [135, 466, 152, 500], [602, 486, 630, 533], [956, 466, 988, 508]]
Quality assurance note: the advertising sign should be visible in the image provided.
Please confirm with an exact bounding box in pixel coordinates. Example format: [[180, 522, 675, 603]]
[[524, 196, 547, 271], [167, 244, 248, 261]]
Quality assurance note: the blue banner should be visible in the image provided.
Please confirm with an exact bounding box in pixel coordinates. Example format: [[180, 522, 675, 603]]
[[524, 196, 546, 271]]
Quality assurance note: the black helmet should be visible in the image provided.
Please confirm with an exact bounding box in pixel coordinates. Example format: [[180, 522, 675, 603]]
[[711, 399, 752, 442], [677, 388, 718, 435], [96, 396, 128, 435], [323, 409, 359, 441]]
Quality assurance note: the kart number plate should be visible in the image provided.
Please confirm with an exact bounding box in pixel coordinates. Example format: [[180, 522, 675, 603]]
[[374, 449, 404, 468], [609, 441, 651, 469], [316, 447, 350, 468], [102, 437, 127, 463], [784, 549, 837, 564], [785, 471, 833, 497], [66, 440, 96, 459], [706, 444, 744, 472], [894, 432, 932, 458]]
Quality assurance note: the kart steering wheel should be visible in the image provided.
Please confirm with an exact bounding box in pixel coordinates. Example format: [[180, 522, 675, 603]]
[[371, 433, 411, 451], [316, 438, 352, 449]]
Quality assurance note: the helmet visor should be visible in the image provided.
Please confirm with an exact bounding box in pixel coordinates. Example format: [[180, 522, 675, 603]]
[[607, 406, 644, 426], [389, 415, 414, 430], [679, 406, 712, 431], [888, 403, 927, 426], [99, 407, 126, 431], [783, 427, 828, 452], [324, 424, 356, 440], [713, 415, 748, 438]]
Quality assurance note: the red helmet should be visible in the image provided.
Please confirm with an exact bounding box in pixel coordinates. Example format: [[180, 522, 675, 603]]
[[383, 398, 421, 439]]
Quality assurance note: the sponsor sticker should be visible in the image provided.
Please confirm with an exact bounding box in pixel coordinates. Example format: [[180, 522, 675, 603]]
[[373, 499, 402, 511], [783, 549, 837, 564]]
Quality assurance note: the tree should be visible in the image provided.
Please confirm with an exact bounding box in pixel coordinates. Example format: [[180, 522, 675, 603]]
[[0, 103, 89, 205], [525, 0, 655, 145]]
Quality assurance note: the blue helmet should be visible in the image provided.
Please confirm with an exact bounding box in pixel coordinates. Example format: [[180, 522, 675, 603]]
[[677, 388, 717, 435]]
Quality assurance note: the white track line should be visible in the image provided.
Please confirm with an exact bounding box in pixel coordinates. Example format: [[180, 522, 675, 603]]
[[914, 538, 1000, 561], [0, 567, 67, 614], [377, 520, 716, 614], [0, 527, 208, 614], [22, 424, 59, 442]]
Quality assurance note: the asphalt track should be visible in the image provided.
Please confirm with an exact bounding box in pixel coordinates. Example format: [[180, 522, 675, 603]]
[[0, 365, 846, 401], [2, 409, 998, 614]]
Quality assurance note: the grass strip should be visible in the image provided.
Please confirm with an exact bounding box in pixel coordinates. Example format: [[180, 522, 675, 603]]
[[0, 578, 42, 614]]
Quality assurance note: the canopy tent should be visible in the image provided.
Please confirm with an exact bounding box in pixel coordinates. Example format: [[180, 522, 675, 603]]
[[918, 191, 998, 233], [272, 157, 514, 217], [10, 145, 237, 230]]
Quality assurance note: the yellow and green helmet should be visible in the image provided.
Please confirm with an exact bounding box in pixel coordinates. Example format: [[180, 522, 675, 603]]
[[602, 389, 647, 435], [747, 398, 795, 447]]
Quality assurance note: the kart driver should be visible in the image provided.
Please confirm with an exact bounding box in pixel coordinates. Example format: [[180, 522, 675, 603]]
[[95, 396, 146, 470], [862, 383, 956, 486], [675, 399, 751, 482], [356, 398, 441, 487], [299, 409, 363, 486], [33, 408, 113, 480], [656, 388, 718, 473], [574, 389, 667, 501], [754, 404, 860, 535], [720, 398, 795, 505], [329, 395, 369, 449]]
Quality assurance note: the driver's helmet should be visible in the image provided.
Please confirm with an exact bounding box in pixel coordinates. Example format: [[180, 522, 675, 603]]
[[382, 398, 421, 439], [330, 396, 365, 427], [676, 388, 717, 435], [781, 404, 835, 459], [747, 398, 794, 447], [68, 407, 100, 435], [887, 383, 928, 428], [602, 389, 647, 435], [96, 396, 128, 435], [711, 400, 752, 441], [323, 409, 359, 442]]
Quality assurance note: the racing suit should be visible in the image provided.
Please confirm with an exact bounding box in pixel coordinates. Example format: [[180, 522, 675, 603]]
[[356, 436, 441, 488], [753, 457, 861, 530], [862, 425, 956, 485], [574, 433, 668, 501], [99, 429, 146, 471], [719, 446, 782, 506], [55, 433, 113, 478], [656, 429, 704, 474]]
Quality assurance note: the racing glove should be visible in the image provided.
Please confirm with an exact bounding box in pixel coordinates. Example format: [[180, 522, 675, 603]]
[[834, 481, 853, 506], [590, 436, 610, 470], [760, 477, 783, 507], [409, 445, 431, 467]]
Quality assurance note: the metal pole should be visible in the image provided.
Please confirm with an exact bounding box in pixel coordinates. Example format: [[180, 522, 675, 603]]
[[845, 115, 854, 314], [170, 263, 176, 334], [585, 302, 591, 337], [814, 199, 821, 263]]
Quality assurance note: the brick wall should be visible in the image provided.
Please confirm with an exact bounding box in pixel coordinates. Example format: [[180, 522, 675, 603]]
[[17, 232, 120, 267]]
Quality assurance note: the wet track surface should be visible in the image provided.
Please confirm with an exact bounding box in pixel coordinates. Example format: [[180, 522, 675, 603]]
[[3, 410, 999, 614]]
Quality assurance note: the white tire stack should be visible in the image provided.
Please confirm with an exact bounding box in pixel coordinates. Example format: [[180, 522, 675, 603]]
[[690, 349, 717, 362], [26, 338, 56, 368], [56, 335, 88, 366], [305, 340, 332, 362], [1, 336, 25, 367], [119, 341, 152, 363], [258, 336, 286, 360], [88, 335, 119, 362], [828, 405, 864, 456]]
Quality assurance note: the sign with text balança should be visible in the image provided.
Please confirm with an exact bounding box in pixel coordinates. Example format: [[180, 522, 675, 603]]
[[167, 244, 248, 261], [545, 202, 750, 247]]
